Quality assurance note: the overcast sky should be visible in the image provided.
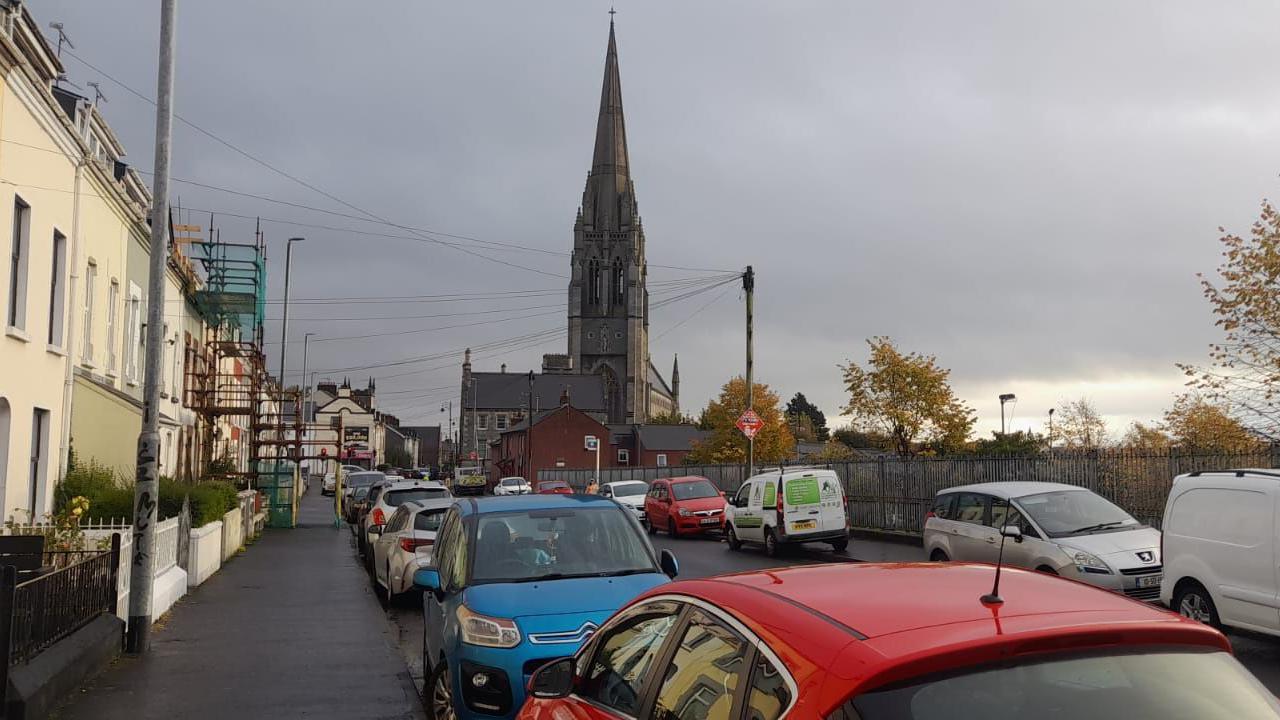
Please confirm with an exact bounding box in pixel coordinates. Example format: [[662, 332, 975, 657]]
[[38, 1, 1280, 438]]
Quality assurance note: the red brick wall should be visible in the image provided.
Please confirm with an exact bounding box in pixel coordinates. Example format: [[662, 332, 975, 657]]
[[491, 406, 617, 481]]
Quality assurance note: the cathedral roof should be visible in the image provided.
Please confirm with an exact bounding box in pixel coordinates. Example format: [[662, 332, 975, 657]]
[[647, 359, 673, 399]]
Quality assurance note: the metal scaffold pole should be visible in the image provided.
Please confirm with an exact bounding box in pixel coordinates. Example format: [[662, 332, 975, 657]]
[[128, 0, 177, 655]]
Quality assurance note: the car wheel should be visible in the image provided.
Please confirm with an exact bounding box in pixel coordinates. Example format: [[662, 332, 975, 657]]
[[726, 525, 742, 551], [668, 517, 678, 538], [830, 537, 849, 553], [1174, 582, 1221, 628], [930, 549, 949, 562], [764, 528, 780, 558], [426, 660, 456, 720], [645, 516, 656, 535]]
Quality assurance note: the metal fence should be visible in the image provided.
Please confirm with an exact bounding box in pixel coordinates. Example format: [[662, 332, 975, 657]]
[[1, 534, 120, 687], [538, 447, 1280, 535]]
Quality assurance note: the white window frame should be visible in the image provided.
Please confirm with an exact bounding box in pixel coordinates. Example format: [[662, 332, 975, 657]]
[[7, 196, 29, 332], [46, 229, 67, 349], [81, 259, 97, 364], [617, 448, 630, 465], [125, 283, 141, 384], [495, 413, 507, 430], [170, 325, 180, 399], [656, 453, 668, 467], [106, 279, 119, 374], [477, 413, 488, 431]]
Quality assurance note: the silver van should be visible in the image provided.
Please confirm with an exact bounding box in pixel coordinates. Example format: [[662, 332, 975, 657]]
[[923, 482, 1162, 601]]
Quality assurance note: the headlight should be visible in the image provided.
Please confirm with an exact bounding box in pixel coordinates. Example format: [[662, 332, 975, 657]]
[[678, 507, 691, 517], [457, 605, 521, 648], [1073, 551, 1111, 574]]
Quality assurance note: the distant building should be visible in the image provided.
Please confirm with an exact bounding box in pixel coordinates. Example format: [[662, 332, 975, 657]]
[[401, 425, 441, 469]]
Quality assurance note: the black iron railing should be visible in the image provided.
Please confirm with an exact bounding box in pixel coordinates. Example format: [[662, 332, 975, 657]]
[[0, 534, 120, 685]]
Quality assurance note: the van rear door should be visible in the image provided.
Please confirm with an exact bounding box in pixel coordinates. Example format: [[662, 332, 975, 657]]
[[781, 472, 825, 536]]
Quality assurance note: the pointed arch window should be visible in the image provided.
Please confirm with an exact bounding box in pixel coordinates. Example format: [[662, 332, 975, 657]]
[[588, 257, 601, 306], [612, 258, 625, 305]]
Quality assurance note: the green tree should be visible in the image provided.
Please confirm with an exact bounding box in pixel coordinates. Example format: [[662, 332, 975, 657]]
[[971, 431, 1045, 456], [687, 377, 795, 464], [785, 393, 829, 440], [840, 337, 975, 456], [831, 427, 893, 451], [648, 411, 694, 425]]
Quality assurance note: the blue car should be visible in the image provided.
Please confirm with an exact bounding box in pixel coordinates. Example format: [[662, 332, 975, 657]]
[[416, 494, 679, 720]]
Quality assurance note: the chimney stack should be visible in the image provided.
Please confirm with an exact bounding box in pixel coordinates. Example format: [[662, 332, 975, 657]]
[[501, 363, 507, 374]]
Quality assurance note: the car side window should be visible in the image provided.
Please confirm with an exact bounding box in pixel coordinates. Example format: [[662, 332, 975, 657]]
[[932, 494, 957, 520], [746, 653, 791, 720], [435, 510, 467, 591], [733, 483, 752, 508], [952, 493, 987, 525], [987, 498, 1015, 529], [750, 481, 763, 506], [578, 600, 682, 717], [652, 608, 749, 720], [386, 507, 408, 532]]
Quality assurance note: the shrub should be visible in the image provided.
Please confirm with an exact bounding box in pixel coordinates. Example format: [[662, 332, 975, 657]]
[[57, 463, 240, 527]]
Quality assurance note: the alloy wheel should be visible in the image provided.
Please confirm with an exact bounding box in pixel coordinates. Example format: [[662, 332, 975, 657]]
[[1179, 592, 1212, 623], [432, 666, 456, 720]]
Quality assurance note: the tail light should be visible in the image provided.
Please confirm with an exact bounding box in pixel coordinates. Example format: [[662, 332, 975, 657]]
[[400, 537, 433, 552], [925, 511, 936, 520], [372, 508, 386, 526], [776, 484, 786, 537]]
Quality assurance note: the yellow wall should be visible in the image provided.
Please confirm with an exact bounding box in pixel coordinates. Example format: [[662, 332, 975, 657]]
[[69, 375, 139, 479]]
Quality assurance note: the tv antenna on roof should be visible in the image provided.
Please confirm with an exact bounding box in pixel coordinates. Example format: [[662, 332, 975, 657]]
[[86, 81, 107, 108], [49, 22, 74, 59]]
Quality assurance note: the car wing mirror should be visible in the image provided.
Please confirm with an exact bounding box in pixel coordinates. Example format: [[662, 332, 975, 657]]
[[368, 524, 385, 540], [659, 549, 679, 579], [413, 567, 441, 592], [1000, 525, 1023, 543], [528, 657, 574, 699]]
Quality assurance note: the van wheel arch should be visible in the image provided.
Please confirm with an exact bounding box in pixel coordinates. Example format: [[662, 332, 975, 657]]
[[930, 549, 949, 562]]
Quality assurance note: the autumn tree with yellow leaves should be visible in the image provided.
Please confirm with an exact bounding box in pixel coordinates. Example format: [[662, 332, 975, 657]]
[[688, 377, 795, 465], [840, 337, 975, 456]]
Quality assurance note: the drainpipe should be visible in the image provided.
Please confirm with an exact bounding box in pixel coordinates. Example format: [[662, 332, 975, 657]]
[[58, 99, 91, 484]]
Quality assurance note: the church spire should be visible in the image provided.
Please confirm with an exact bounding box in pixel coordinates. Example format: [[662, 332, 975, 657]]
[[582, 15, 635, 232]]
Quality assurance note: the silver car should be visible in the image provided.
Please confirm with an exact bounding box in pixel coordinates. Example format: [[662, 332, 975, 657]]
[[370, 497, 453, 599], [923, 482, 1162, 602]]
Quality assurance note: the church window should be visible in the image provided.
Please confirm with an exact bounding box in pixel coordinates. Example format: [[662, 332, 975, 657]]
[[612, 258, 625, 304], [588, 258, 602, 306]]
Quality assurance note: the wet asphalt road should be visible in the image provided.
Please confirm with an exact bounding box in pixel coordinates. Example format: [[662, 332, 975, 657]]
[[379, 528, 1280, 697]]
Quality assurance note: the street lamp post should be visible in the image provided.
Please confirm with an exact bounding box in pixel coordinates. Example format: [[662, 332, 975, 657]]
[[299, 332, 315, 476], [276, 237, 304, 392], [999, 393, 1017, 436], [440, 401, 453, 470], [1048, 408, 1055, 450]]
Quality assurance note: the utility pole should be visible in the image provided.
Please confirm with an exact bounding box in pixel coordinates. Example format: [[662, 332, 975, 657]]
[[744, 266, 755, 477], [440, 401, 453, 471], [277, 238, 303, 395], [526, 371, 535, 481], [128, 0, 176, 656]]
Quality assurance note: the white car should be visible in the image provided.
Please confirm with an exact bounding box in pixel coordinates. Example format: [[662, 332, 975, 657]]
[[599, 480, 648, 521], [724, 468, 848, 555], [371, 497, 453, 599], [493, 477, 532, 495], [364, 479, 452, 552], [924, 482, 1162, 601], [1162, 469, 1280, 635]]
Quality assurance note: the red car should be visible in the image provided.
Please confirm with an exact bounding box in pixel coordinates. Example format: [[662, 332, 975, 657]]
[[521, 563, 1280, 720], [644, 476, 726, 537], [535, 480, 573, 495]]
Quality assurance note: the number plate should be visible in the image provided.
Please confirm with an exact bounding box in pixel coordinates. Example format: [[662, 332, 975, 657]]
[[791, 520, 817, 531], [700, 517, 720, 526], [1136, 574, 1163, 589]]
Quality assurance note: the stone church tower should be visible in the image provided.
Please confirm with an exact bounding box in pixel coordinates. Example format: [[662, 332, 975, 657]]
[[568, 19, 652, 424]]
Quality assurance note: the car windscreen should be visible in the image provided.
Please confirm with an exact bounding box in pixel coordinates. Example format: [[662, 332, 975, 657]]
[[672, 480, 719, 501], [502, 478, 524, 486], [611, 483, 648, 497], [345, 473, 383, 488], [414, 509, 446, 532], [1015, 490, 1140, 537], [539, 482, 569, 491], [470, 507, 657, 584], [384, 488, 450, 507], [848, 650, 1280, 720]]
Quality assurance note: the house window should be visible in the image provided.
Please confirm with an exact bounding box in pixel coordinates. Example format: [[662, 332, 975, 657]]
[[106, 279, 119, 373], [656, 453, 668, 467], [170, 326, 180, 398], [161, 322, 171, 396], [7, 196, 29, 330], [617, 449, 630, 465], [125, 284, 141, 383], [28, 408, 49, 516], [47, 230, 67, 347], [477, 413, 488, 431], [495, 414, 507, 430], [82, 260, 97, 363]]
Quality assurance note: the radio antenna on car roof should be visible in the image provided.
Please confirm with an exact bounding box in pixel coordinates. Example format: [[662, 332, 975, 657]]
[[981, 501, 1021, 606]]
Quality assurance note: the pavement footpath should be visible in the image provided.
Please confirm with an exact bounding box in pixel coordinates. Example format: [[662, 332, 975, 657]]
[[54, 488, 424, 720]]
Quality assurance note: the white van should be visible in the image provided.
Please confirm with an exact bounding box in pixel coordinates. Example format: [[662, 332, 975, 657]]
[[1162, 469, 1280, 636], [724, 468, 848, 556]]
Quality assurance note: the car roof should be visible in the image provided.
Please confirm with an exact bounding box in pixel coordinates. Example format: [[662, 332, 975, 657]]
[[404, 497, 456, 512], [605, 480, 647, 486], [379, 479, 449, 493], [458, 494, 619, 515], [939, 481, 1085, 499], [659, 475, 710, 484], [653, 563, 1226, 704]]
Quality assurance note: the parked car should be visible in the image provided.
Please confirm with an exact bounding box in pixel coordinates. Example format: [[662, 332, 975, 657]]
[[343, 470, 385, 505], [345, 485, 374, 525], [322, 473, 337, 496], [494, 477, 532, 496], [599, 480, 647, 521], [924, 482, 1163, 601], [1162, 469, 1280, 635], [363, 480, 452, 561], [519, 562, 1272, 720], [370, 497, 454, 601], [416, 494, 679, 720], [724, 467, 848, 555], [643, 476, 725, 537], [535, 480, 573, 495]]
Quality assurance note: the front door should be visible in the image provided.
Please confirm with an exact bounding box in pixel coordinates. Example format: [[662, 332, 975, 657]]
[[423, 508, 465, 672], [731, 481, 762, 542]]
